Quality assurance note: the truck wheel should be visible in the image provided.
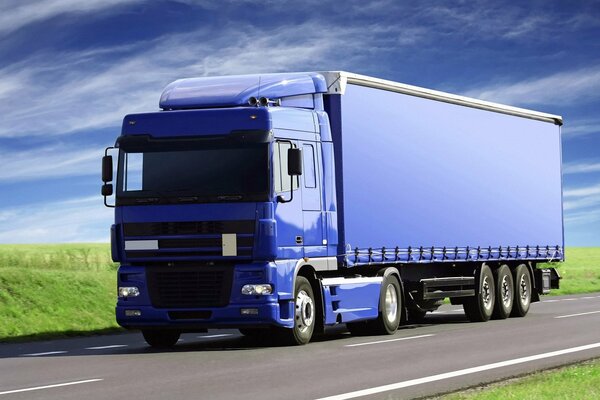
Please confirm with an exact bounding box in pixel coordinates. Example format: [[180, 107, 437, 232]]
[[463, 264, 495, 322], [511, 264, 532, 317], [142, 330, 180, 348], [373, 275, 402, 334], [492, 264, 514, 319], [347, 275, 401, 336], [276, 276, 316, 345]]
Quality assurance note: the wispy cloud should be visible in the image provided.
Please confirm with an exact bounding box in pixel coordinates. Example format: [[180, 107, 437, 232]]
[[563, 183, 600, 211], [463, 66, 600, 107], [563, 161, 600, 175], [0, 196, 111, 243], [0, 21, 405, 138], [0, 145, 102, 183], [0, 0, 144, 35], [562, 119, 600, 138]]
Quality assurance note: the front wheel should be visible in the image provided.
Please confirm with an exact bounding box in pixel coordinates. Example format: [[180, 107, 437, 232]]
[[275, 276, 316, 345], [142, 330, 180, 348]]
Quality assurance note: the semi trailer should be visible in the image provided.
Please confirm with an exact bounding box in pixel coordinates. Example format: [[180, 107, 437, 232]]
[[101, 71, 563, 346]]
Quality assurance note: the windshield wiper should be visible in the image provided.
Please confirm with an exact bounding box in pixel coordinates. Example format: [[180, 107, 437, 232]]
[[217, 195, 243, 201], [134, 197, 159, 204], [177, 196, 199, 203]]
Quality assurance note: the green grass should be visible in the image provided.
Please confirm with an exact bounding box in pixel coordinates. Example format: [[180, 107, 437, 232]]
[[0, 244, 121, 341], [438, 359, 600, 400], [0, 245, 598, 341], [542, 247, 600, 295]]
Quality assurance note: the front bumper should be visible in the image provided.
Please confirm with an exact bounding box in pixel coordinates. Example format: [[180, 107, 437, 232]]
[[116, 302, 291, 330]]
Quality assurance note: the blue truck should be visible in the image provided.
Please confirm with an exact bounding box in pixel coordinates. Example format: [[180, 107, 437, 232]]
[[101, 72, 563, 346]]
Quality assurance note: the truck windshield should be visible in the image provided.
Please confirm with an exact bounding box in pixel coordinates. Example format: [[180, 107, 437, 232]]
[[116, 142, 269, 204]]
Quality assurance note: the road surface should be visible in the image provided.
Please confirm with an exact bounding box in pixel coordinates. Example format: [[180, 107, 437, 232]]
[[1, 292, 600, 399]]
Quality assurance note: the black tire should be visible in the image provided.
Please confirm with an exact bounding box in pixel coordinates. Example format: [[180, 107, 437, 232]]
[[372, 275, 402, 334], [511, 264, 532, 317], [347, 274, 401, 336], [275, 276, 316, 345], [142, 330, 180, 348], [492, 264, 514, 319], [463, 264, 495, 322]]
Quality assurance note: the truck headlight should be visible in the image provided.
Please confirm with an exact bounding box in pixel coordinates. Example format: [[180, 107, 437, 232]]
[[241, 284, 273, 295], [118, 286, 140, 298]]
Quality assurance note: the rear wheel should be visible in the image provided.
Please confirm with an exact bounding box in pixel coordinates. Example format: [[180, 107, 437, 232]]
[[348, 275, 401, 336], [142, 330, 180, 348], [511, 264, 532, 317], [492, 264, 514, 319], [373, 275, 402, 334], [464, 264, 495, 322]]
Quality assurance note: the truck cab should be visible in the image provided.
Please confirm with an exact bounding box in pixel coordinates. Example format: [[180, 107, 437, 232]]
[[103, 73, 349, 346]]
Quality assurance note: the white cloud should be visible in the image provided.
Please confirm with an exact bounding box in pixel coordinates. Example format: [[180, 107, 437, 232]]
[[0, 146, 102, 182], [0, 21, 395, 138], [462, 66, 600, 107], [563, 161, 600, 175], [0, 0, 144, 35], [563, 184, 600, 211], [0, 197, 112, 243], [562, 119, 600, 138]]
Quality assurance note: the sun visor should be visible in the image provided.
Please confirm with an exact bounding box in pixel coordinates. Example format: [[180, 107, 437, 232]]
[[159, 72, 327, 110]]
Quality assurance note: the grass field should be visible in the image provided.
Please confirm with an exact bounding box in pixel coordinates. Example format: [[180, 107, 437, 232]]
[[438, 359, 600, 400], [0, 244, 120, 341], [0, 245, 598, 341], [542, 247, 600, 295]]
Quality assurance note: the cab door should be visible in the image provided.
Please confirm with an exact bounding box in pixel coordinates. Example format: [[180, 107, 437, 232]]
[[300, 141, 326, 257]]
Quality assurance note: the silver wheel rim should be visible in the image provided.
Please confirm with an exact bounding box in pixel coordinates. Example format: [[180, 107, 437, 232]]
[[295, 290, 314, 333], [482, 275, 492, 310], [384, 284, 398, 323], [519, 274, 530, 305], [501, 274, 512, 308]]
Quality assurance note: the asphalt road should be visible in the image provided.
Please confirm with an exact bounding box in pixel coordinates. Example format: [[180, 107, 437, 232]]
[[2, 292, 600, 400]]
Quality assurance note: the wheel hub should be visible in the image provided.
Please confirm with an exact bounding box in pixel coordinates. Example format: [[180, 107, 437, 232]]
[[482, 276, 492, 309], [295, 290, 314, 333], [501, 275, 512, 307], [519, 275, 529, 303], [384, 284, 398, 323]]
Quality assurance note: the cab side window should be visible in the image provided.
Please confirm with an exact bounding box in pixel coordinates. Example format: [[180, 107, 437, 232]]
[[274, 141, 299, 193]]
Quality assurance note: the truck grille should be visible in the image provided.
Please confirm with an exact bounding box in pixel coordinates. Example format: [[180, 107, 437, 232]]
[[124, 220, 254, 236], [123, 220, 255, 260], [146, 266, 233, 308]]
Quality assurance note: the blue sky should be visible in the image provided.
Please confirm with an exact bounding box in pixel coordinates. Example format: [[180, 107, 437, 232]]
[[0, 0, 599, 245]]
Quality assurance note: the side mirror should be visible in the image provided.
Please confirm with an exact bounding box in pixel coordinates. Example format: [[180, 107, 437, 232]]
[[278, 147, 302, 204], [102, 184, 113, 197], [287, 148, 302, 176], [102, 155, 113, 183]]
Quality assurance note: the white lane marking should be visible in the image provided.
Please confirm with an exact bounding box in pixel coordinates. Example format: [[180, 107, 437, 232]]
[[582, 297, 595, 300], [85, 345, 128, 350], [555, 310, 600, 319], [542, 299, 560, 303], [197, 334, 233, 339], [345, 334, 434, 348], [0, 379, 103, 396], [315, 342, 600, 400], [21, 351, 67, 357], [563, 298, 578, 301], [450, 309, 464, 313]]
